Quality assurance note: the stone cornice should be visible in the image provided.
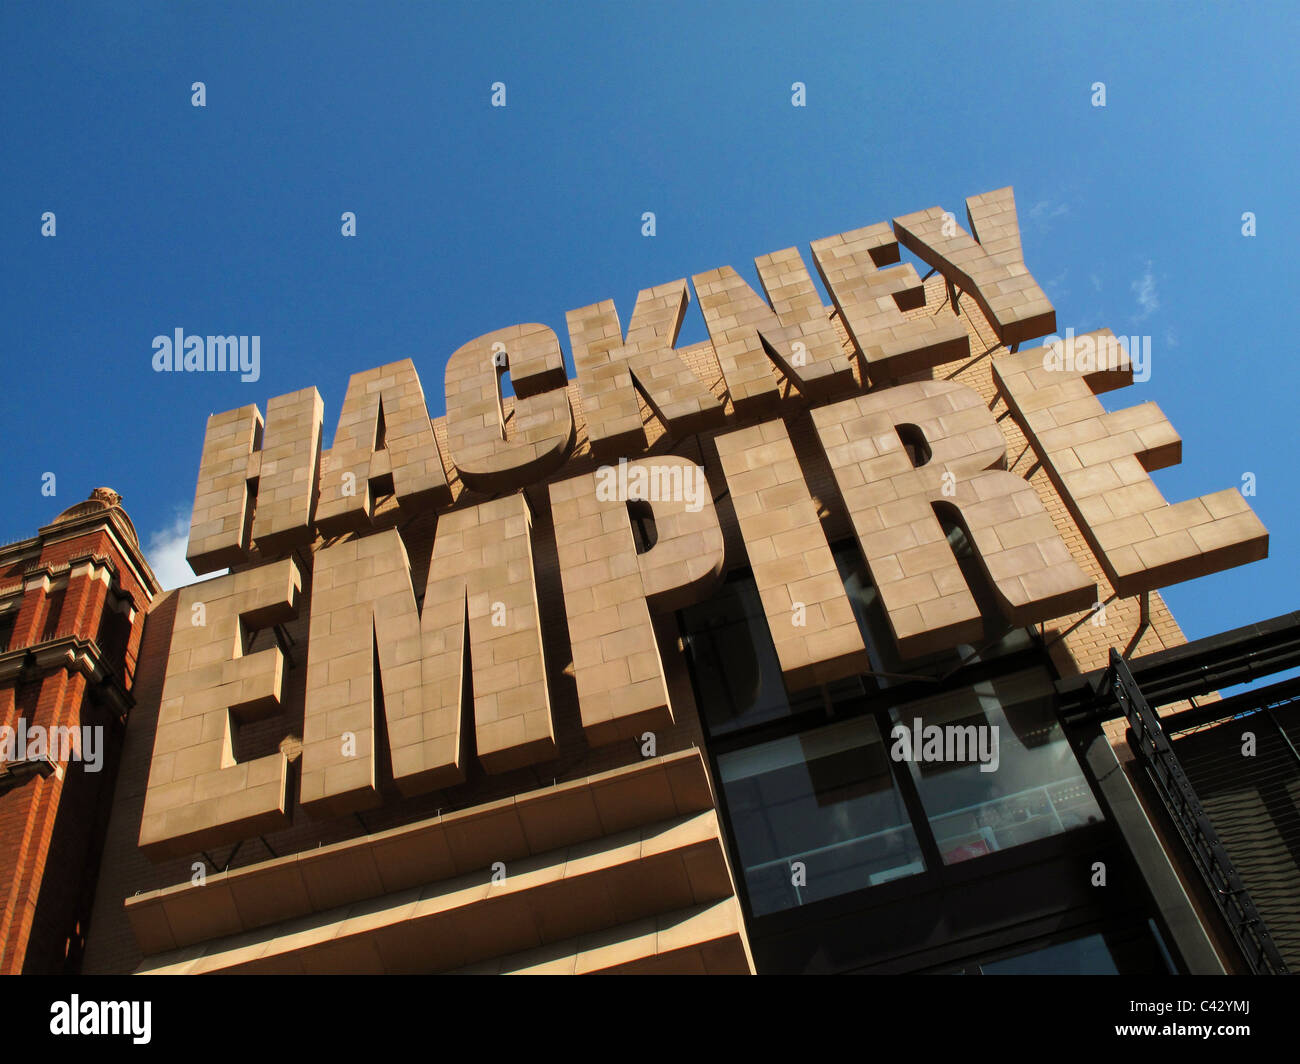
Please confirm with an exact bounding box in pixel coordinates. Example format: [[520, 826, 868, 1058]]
[[0, 633, 134, 716]]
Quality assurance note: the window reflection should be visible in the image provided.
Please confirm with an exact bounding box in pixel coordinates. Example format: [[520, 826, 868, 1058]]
[[682, 537, 1041, 738], [682, 578, 866, 736], [951, 923, 1174, 974], [888, 669, 1103, 864], [979, 933, 1122, 974], [685, 560, 1109, 921], [717, 716, 925, 915], [834, 534, 1034, 683]]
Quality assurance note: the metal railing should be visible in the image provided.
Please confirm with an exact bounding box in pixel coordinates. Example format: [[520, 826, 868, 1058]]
[[1105, 648, 1288, 975]]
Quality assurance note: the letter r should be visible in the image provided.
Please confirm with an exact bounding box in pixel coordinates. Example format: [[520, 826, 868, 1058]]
[[811, 380, 1095, 658]]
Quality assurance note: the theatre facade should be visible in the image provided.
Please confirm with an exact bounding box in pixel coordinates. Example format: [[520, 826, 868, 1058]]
[[37, 185, 1284, 974]]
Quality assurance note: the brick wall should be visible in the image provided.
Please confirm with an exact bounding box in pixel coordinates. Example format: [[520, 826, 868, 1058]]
[[0, 503, 155, 972]]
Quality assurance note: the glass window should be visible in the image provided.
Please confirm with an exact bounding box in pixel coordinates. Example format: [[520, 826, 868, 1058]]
[[717, 715, 925, 916], [682, 533, 1040, 739], [971, 923, 1173, 974], [681, 577, 868, 736], [979, 933, 1121, 974], [887, 668, 1104, 864], [96, 604, 132, 664], [833, 533, 1035, 684]]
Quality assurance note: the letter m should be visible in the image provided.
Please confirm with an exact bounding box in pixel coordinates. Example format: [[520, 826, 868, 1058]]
[[299, 495, 556, 817], [206, 335, 239, 372]]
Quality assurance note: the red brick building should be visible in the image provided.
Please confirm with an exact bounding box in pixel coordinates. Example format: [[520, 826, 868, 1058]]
[[0, 489, 159, 973]]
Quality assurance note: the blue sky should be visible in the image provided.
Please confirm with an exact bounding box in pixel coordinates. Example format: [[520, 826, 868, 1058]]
[[2, 1, 1296, 672]]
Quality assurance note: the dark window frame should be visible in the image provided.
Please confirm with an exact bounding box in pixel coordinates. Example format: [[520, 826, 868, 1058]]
[[674, 549, 1131, 956]]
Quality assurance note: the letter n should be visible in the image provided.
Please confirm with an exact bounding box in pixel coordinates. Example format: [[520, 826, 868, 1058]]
[[692, 248, 850, 416]]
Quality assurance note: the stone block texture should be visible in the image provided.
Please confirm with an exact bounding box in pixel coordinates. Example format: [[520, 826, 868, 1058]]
[[715, 418, 871, 688], [185, 388, 324, 575], [812, 221, 969, 383], [184, 404, 263, 574], [250, 388, 325, 559], [444, 323, 575, 494], [316, 359, 452, 535], [893, 186, 1056, 346], [811, 380, 1095, 659], [993, 330, 1268, 597], [300, 495, 556, 820], [566, 280, 726, 458], [692, 248, 851, 414], [550, 457, 724, 747], [139, 558, 301, 858]]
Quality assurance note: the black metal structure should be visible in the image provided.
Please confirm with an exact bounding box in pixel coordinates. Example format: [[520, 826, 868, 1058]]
[[1100, 649, 1288, 975], [1049, 611, 1300, 974], [1057, 610, 1300, 724]]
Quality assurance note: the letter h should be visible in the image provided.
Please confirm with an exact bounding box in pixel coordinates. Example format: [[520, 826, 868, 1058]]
[[186, 388, 324, 574]]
